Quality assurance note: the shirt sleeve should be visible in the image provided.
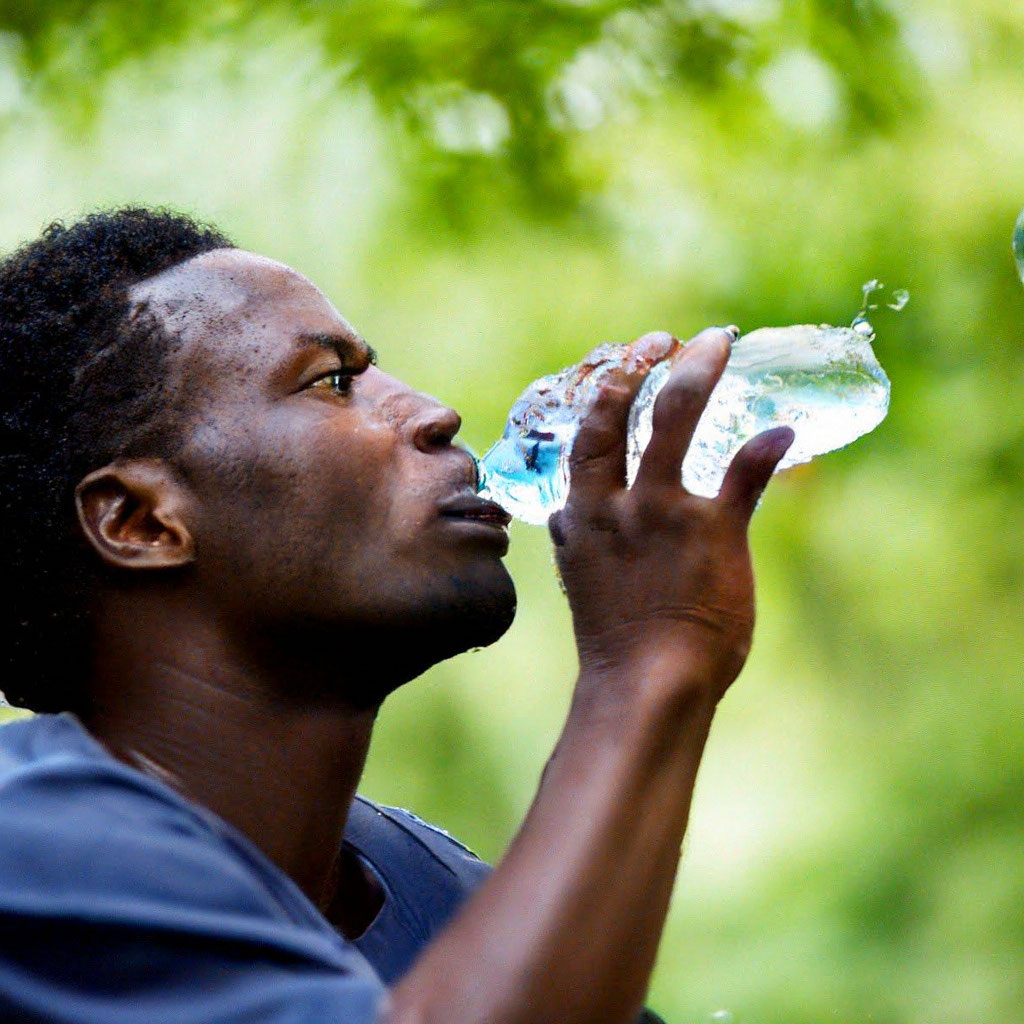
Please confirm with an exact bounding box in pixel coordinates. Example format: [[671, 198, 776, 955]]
[[351, 800, 668, 1024], [0, 758, 387, 1024]]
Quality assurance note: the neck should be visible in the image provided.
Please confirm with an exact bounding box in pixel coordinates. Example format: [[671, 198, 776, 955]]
[[83, 593, 384, 914]]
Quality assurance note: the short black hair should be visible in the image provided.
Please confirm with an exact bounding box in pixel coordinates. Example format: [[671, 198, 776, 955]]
[[0, 207, 233, 713]]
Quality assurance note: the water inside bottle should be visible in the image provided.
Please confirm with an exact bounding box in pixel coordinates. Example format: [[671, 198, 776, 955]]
[[627, 323, 890, 499]]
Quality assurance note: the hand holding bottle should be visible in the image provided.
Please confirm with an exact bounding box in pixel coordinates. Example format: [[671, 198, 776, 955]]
[[551, 327, 794, 707]]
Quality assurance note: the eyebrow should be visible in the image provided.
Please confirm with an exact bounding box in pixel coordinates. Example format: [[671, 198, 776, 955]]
[[294, 331, 378, 367]]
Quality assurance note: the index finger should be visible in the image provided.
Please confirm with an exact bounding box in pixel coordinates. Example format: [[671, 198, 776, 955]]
[[566, 332, 677, 501]]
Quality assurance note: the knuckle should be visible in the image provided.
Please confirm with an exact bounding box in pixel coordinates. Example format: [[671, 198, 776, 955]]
[[595, 382, 632, 407], [569, 428, 618, 468], [630, 488, 697, 533], [567, 487, 623, 523], [631, 486, 670, 521], [732, 635, 752, 665], [548, 509, 567, 547], [625, 333, 680, 374], [588, 506, 623, 536], [637, 330, 674, 345], [558, 501, 622, 550], [579, 385, 629, 432], [630, 330, 676, 361]]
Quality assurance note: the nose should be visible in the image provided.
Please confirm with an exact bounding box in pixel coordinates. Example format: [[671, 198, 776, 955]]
[[411, 400, 462, 453]]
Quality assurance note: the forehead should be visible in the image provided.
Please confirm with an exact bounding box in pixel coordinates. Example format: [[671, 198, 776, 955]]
[[129, 248, 362, 376]]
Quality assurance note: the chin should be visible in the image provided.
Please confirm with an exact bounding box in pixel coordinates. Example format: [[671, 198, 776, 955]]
[[389, 562, 518, 679], [436, 561, 518, 653]]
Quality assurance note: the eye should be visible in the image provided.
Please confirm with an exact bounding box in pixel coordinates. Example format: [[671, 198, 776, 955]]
[[308, 370, 356, 397]]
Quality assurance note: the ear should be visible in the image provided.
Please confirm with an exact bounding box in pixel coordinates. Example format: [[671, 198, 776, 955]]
[[75, 459, 196, 571]]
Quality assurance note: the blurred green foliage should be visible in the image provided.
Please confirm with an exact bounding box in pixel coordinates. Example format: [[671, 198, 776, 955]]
[[1, 0, 920, 215], [0, 1, 1022, 1021]]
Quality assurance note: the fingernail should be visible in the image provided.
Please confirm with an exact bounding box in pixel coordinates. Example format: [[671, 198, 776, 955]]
[[725, 324, 741, 340]]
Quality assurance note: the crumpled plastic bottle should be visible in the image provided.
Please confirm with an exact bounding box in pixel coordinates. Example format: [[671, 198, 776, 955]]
[[478, 319, 891, 525]]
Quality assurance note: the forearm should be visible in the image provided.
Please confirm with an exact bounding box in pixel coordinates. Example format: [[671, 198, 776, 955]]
[[388, 662, 716, 1024]]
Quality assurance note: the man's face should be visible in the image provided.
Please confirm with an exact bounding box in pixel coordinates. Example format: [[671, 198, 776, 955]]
[[130, 249, 516, 697]]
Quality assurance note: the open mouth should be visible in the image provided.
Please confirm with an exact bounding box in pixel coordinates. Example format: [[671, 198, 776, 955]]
[[438, 494, 512, 528]]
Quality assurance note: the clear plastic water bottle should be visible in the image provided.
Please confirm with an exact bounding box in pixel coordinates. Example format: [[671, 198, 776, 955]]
[[478, 286, 899, 525]]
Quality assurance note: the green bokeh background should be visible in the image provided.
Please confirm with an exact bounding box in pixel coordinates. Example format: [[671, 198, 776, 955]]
[[0, 2, 1022, 1020]]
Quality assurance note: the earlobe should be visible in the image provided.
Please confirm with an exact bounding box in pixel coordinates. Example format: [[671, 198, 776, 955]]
[[75, 459, 196, 571]]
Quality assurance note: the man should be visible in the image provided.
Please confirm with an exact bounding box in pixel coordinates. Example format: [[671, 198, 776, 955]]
[[0, 208, 792, 1023]]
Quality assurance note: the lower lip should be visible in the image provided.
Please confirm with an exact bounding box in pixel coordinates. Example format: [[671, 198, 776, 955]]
[[440, 514, 511, 550]]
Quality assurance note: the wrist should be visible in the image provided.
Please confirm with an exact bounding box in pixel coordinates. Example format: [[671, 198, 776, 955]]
[[577, 642, 721, 709], [568, 648, 719, 756]]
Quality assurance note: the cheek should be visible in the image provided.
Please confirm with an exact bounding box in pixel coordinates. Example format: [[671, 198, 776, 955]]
[[183, 411, 397, 578], [255, 440, 396, 563]]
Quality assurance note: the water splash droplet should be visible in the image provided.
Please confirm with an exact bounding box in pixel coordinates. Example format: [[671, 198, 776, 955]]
[[860, 278, 884, 309], [852, 279, 908, 326], [1014, 206, 1024, 284], [887, 288, 910, 311]]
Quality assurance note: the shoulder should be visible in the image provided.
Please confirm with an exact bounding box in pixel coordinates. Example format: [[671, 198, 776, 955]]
[[0, 713, 336, 948], [345, 794, 492, 931], [343, 795, 491, 984], [0, 714, 387, 1023], [348, 794, 492, 878]]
